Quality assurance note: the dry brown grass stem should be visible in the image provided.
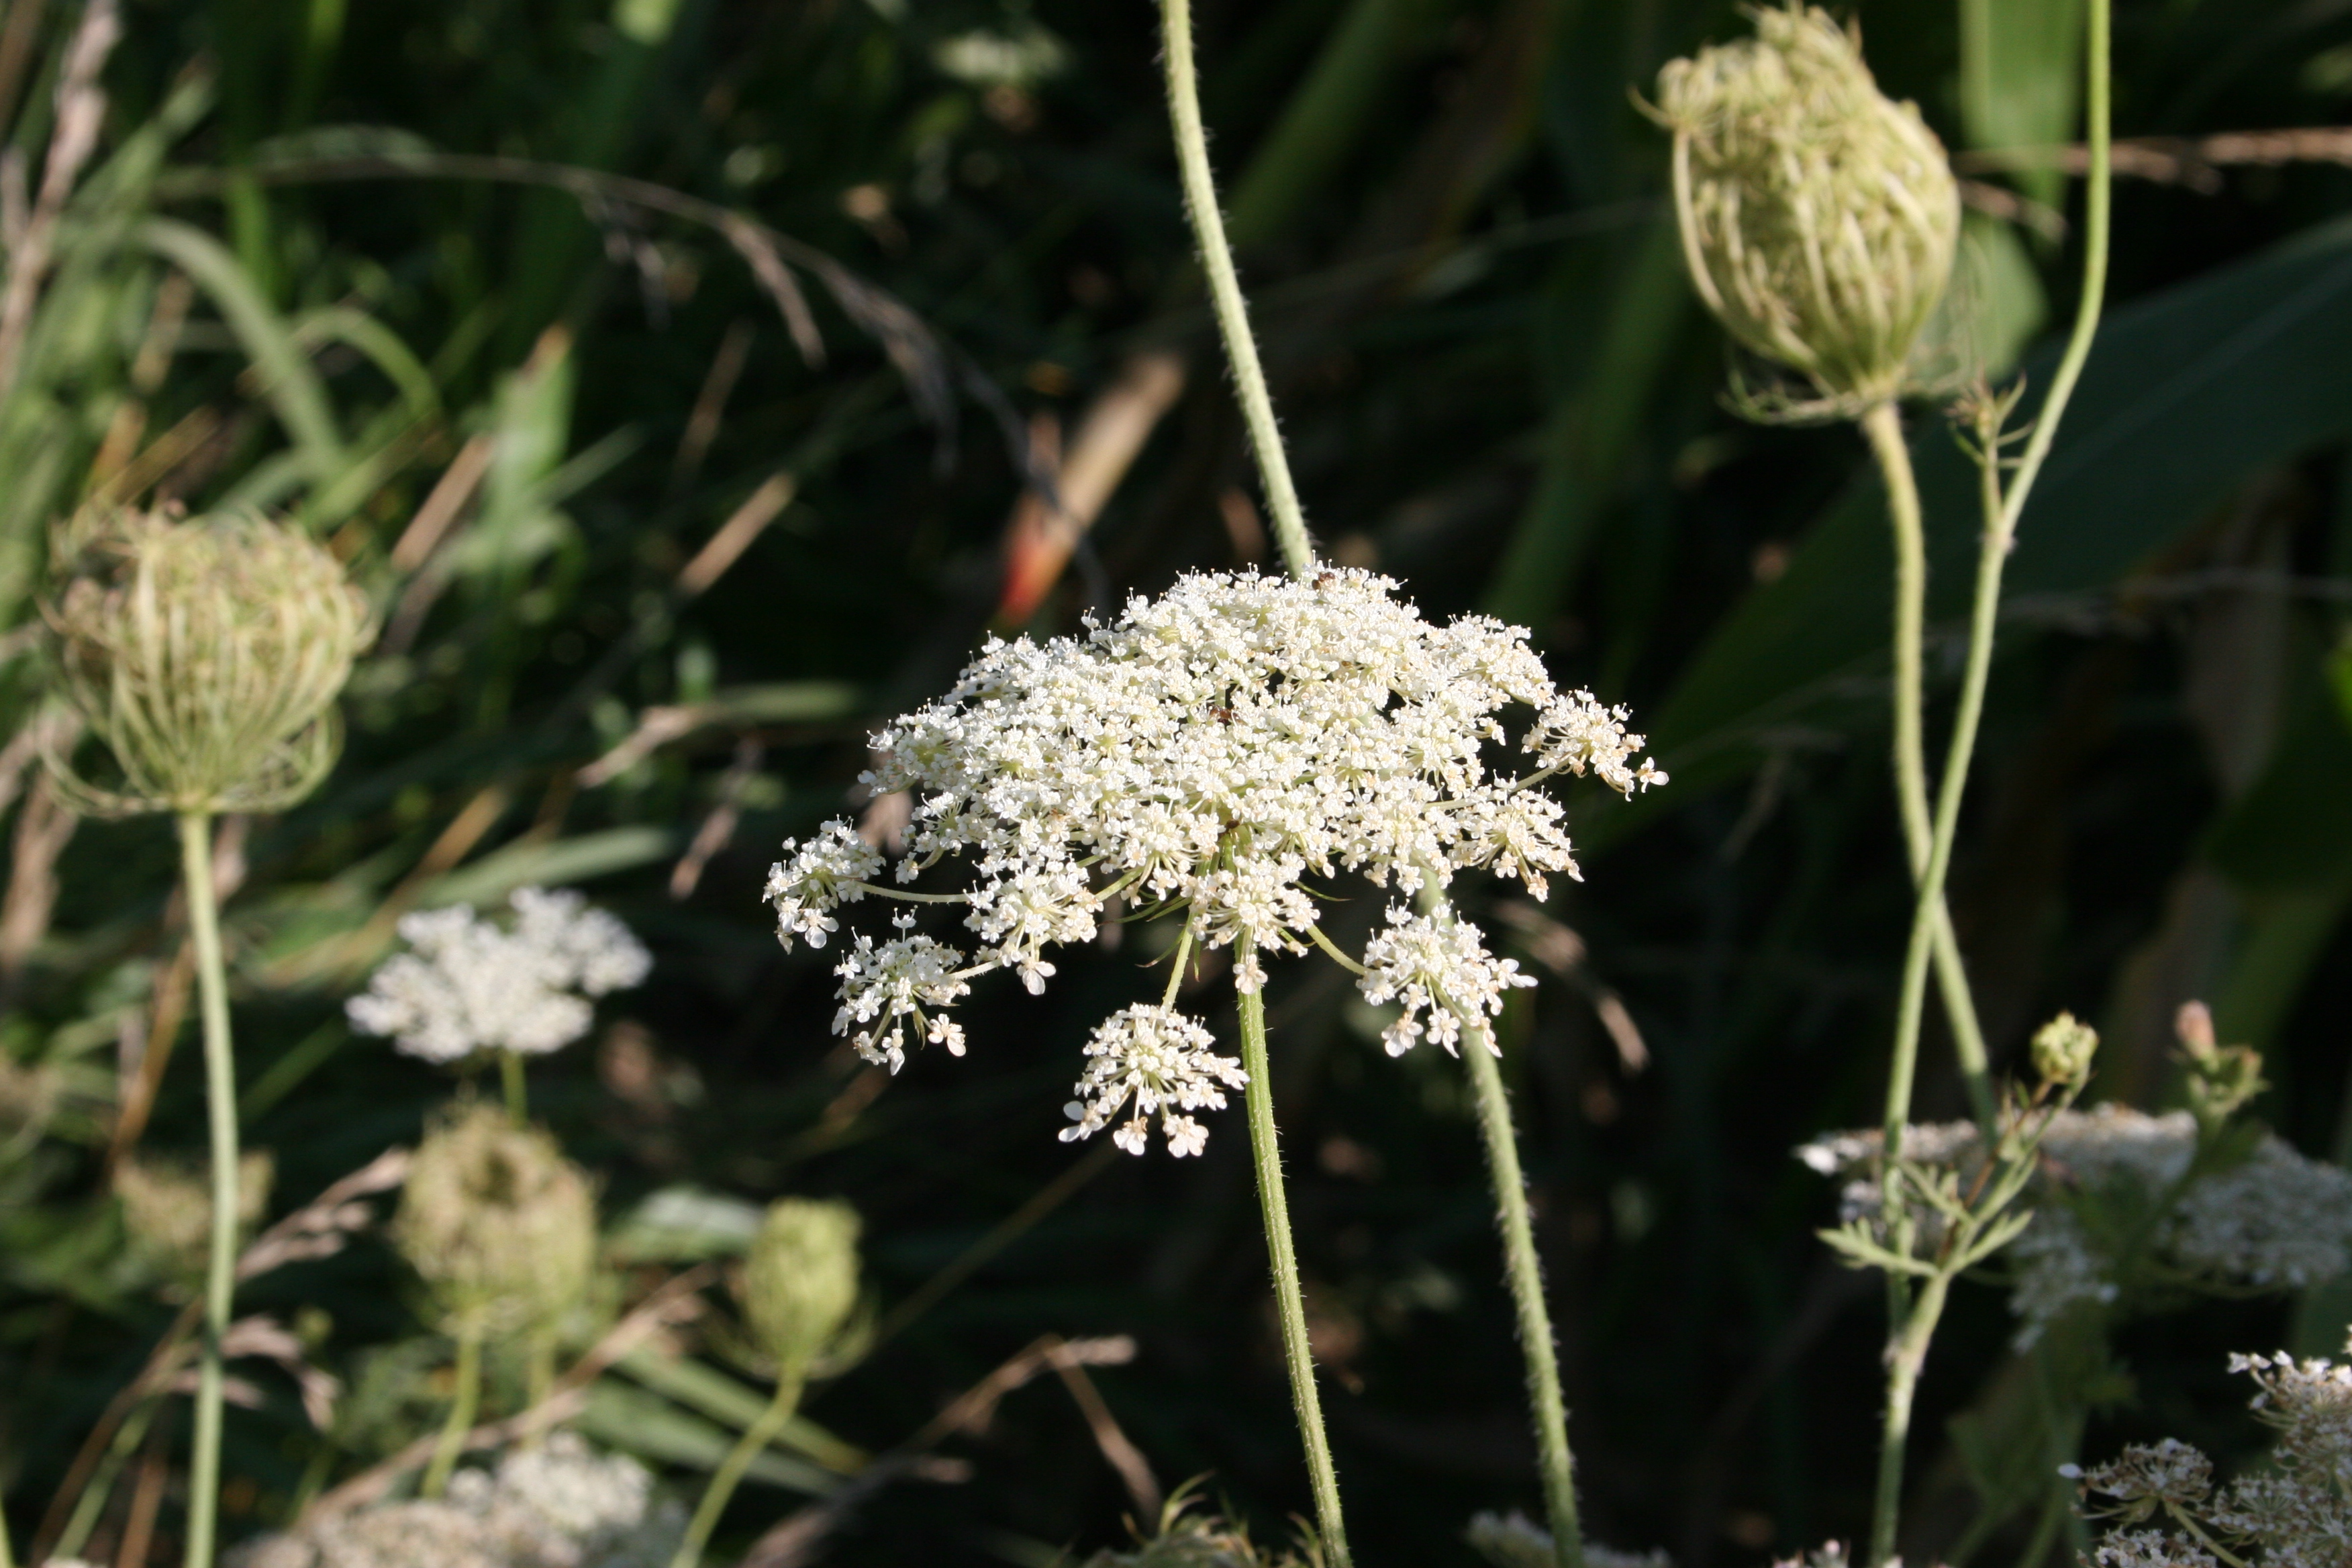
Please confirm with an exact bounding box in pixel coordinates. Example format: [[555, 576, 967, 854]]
[[0, 0, 118, 396]]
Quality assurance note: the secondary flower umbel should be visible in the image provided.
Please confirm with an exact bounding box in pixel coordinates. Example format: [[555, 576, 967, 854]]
[[764, 568, 1663, 1155], [348, 887, 652, 1063]]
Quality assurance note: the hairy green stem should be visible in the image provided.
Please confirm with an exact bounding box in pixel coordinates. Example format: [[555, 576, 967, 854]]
[[422, 1327, 483, 1500], [1859, 401, 1997, 1134], [1868, 1271, 1952, 1568], [178, 810, 238, 1568], [672, 1372, 804, 1568], [501, 1048, 528, 1127], [1864, 5, 2108, 1561], [1236, 973, 1351, 1565], [1464, 1034, 1584, 1568], [1158, 0, 1315, 577]]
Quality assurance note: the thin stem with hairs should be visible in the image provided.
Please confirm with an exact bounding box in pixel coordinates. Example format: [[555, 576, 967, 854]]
[[672, 1373, 805, 1568], [1464, 1030, 1585, 1568], [177, 810, 238, 1568], [1865, 1, 2110, 1559], [1157, 0, 1315, 577], [1235, 965, 1351, 1565], [1859, 401, 1998, 1134]]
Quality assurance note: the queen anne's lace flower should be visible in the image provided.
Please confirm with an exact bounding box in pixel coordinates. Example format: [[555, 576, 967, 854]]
[[348, 887, 651, 1063], [1061, 1006, 1248, 1157], [2077, 1341, 2352, 1567], [831, 923, 971, 1072], [1357, 906, 1534, 1057], [763, 569, 1663, 1153]]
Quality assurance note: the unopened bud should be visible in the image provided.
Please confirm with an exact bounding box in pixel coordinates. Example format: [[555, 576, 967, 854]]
[[395, 1103, 597, 1338], [43, 507, 370, 816], [2174, 1001, 2265, 1131], [2030, 1012, 2098, 1087], [1651, 3, 1959, 408], [117, 1150, 274, 1289], [742, 1197, 861, 1375]]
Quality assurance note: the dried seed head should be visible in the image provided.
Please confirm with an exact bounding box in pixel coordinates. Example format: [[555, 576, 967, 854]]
[[740, 1197, 860, 1375], [1653, 3, 1959, 410], [394, 1103, 597, 1339], [43, 507, 370, 816], [116, 1150, 275, 1288]]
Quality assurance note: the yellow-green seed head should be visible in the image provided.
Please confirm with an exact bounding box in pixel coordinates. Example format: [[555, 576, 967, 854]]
[[115, 1149, 274, 1289], [2029, 1011, 2099, 1089], [393, 1102, 598, 1340], [42, 507, 371, 816], [741, 1197, 861, 1375], [1653, 3, 1959, 407]]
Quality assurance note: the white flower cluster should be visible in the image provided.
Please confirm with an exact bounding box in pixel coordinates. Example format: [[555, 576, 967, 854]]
[[1357, 906, 1534, 1057], [348, 887, 651, 1063], [763, 569, 1663, 1153], [227, 1433, 684, 1568], [1061, 1006, 1248, 1157], [830, 920, 971, 1072], [1465, 1510, 1672, 1568], [2076, 1342, 2352, 1567], [1798, 1106, 2352, 1343]]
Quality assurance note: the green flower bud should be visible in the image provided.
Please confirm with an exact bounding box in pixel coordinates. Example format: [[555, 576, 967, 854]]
[[2175, 1000, 2265, 1133], [1653, 3, 1959, 408], [395, 1103, 597, 1340], [740, 1197, 860, 1375], [2030, 1012, 2099, 1089], [116, 1150, 274, 1290], [43, 507, 370, 816]]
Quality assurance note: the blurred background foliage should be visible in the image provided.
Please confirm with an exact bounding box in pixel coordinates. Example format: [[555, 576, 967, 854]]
[[2, 0, 2351, 1563]]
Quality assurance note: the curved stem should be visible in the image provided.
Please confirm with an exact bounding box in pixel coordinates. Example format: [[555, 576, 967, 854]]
[[1161, 924, 1196, 1009], [177, 810, 237, 1568], [1859, 401, 1996, 1135], [1864, 7, 2108, 1561], [1157, 0, 1316, 578], [421, 1327, 483, 1500], [500, 1049, 527, 1128], [672, 1372, 804, 1568], [1235, 971, 1351, 1565], [1463, 1032, 1584, 1568]]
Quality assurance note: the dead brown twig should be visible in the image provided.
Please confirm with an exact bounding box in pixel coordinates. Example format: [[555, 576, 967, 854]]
[[1957, 126, 2352, 195], [738, 1334, 1140, 1568]]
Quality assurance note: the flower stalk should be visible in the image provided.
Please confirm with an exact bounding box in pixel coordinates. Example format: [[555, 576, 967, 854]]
[[420, 1324, 484, 1500], [1235, 969, 1351, 1567], [1157, 0, 1314, 577], [672, 1375, 804, 1568], [1865, 1, 2110, 1559], [1464, 1032, 1583, 1568], [177, 810, 238, 1568]]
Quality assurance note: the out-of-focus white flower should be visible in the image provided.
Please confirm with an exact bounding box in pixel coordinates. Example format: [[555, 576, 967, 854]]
[[1357, 906, 1534, 1057], [225, 1432, 683, 1568], [348, 887, 650, 1063], [1465, 1510, 1672, 1568], [761, 569, 1663, 1153], [1799, 1105, 2352, 1343], [1061, 1006, 1247, 1157]]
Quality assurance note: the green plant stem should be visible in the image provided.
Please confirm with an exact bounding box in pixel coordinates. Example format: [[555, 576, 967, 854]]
[[1463, 1034, 1583, 1568], [1157, 0, 1315, 578], [1859, 401, 1997, 1135], [1863, 5, 2108, 1561], [671, 1372, 805, 1568], [1, 1490, 16, 1568], [1868, 1271, 1952, 1568], [177, 810, 238, 1568], [501, 1048, 527, 1127], [1235, 973, 1351, 1567], [422, 1327, 483, 1500]]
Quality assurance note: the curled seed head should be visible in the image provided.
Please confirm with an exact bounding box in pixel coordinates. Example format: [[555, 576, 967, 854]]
[[1652, 3, 1959, 408], [394, 1102, 598, 1339], [115, 1150, 274, 1289], [740, 1197, 861, 1375], [2030, 1011, 2100, 1089], [42, 507, 370, 816]]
